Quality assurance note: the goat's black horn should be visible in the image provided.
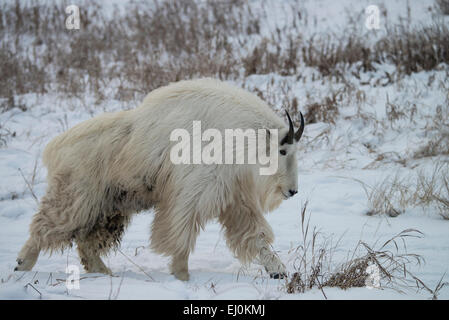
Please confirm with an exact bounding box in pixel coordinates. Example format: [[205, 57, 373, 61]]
[[281, 111, 295, 145], [295, 112, 305, 142]]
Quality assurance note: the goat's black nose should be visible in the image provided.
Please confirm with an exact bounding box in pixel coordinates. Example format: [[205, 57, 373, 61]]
[[289, 189, 298, 197]]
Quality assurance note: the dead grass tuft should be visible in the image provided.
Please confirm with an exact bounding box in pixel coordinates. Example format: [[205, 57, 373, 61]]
[[376, 23, 449, 75], [2, 0, 447, 110], [363, 174, 410, 217], [414, 130, 449, 159], [324, 230, 425, 292], [304, 90, 342, 125], [345, 162, 449, 219], [415, 163, 449, 219], [303, 33, 375, 78], [436, 0, 449, 15], [286, 203, 446, 298]]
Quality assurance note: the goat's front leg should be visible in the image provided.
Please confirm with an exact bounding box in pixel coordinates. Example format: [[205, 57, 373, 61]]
[[220, 204, 287, 279], [254, 233, 287, 279]]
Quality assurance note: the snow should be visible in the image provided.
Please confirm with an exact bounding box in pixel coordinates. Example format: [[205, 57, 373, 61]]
[[0, 0, 448, 299], [1, 164, 447, 299]]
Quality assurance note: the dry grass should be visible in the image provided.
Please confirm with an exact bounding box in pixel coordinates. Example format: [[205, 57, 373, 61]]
[[0, 124, 9, 147], [286, 202, 447, 298], [0, 118, 16, 148], [385, 94, 408, 128], [0, 46, 46, 99], [18, 156, 40, 204], [436, 0, 449, 15], [347, 162, 449, 219], [323, 230, 427, 292], [302, 33, 375, 78], [286, 202, 337, 297], [415, 163, 449, 219], [434, 184, 449, 220], [0, 0, 249, 105], [1, 0, 447, 112], [363, 174, 411, 217], [241, 29, 375, 81], [414, 101, 449, 159], [303, 90, 341, 125], [414, 129, 449, 159], [243, 35, 301, 77], [375, 23, 449, 76], [244, 18, 449, 81]]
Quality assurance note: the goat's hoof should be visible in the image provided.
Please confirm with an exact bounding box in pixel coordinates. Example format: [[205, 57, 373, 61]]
[[270, 272, 287, 279], [173, 270, 190, 281], [14, 258, 30, 271]]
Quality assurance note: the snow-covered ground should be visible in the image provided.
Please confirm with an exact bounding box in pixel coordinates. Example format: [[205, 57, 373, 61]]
[[1, 161, 448, 299], [0, 0, 448, 299]]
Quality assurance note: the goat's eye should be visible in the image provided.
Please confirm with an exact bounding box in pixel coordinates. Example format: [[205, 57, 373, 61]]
[[280, 150, 287, 156]]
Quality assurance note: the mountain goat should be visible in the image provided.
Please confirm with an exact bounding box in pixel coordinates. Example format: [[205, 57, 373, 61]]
[[15, 78, 305, 280]]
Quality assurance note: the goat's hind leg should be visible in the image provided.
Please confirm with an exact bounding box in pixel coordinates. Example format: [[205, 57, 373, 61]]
[[76, 213, 129, 275], [151, 207, 200, 281], [76, 240, 112, 275], [170, 252, 190, 281]]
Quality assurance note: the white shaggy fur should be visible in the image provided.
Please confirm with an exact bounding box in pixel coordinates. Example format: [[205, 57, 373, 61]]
[[15, 78, 302, 280]]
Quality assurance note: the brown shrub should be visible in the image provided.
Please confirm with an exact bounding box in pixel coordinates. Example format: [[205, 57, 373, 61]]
[[0, 0, 247, 104], [375, 23, 449, 75], [436, 0, 449, 15], [1, 0, 448, 114], [285, 203, 444, 297], [303, 33, 375, 77], [304, 91, 341, 125]]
